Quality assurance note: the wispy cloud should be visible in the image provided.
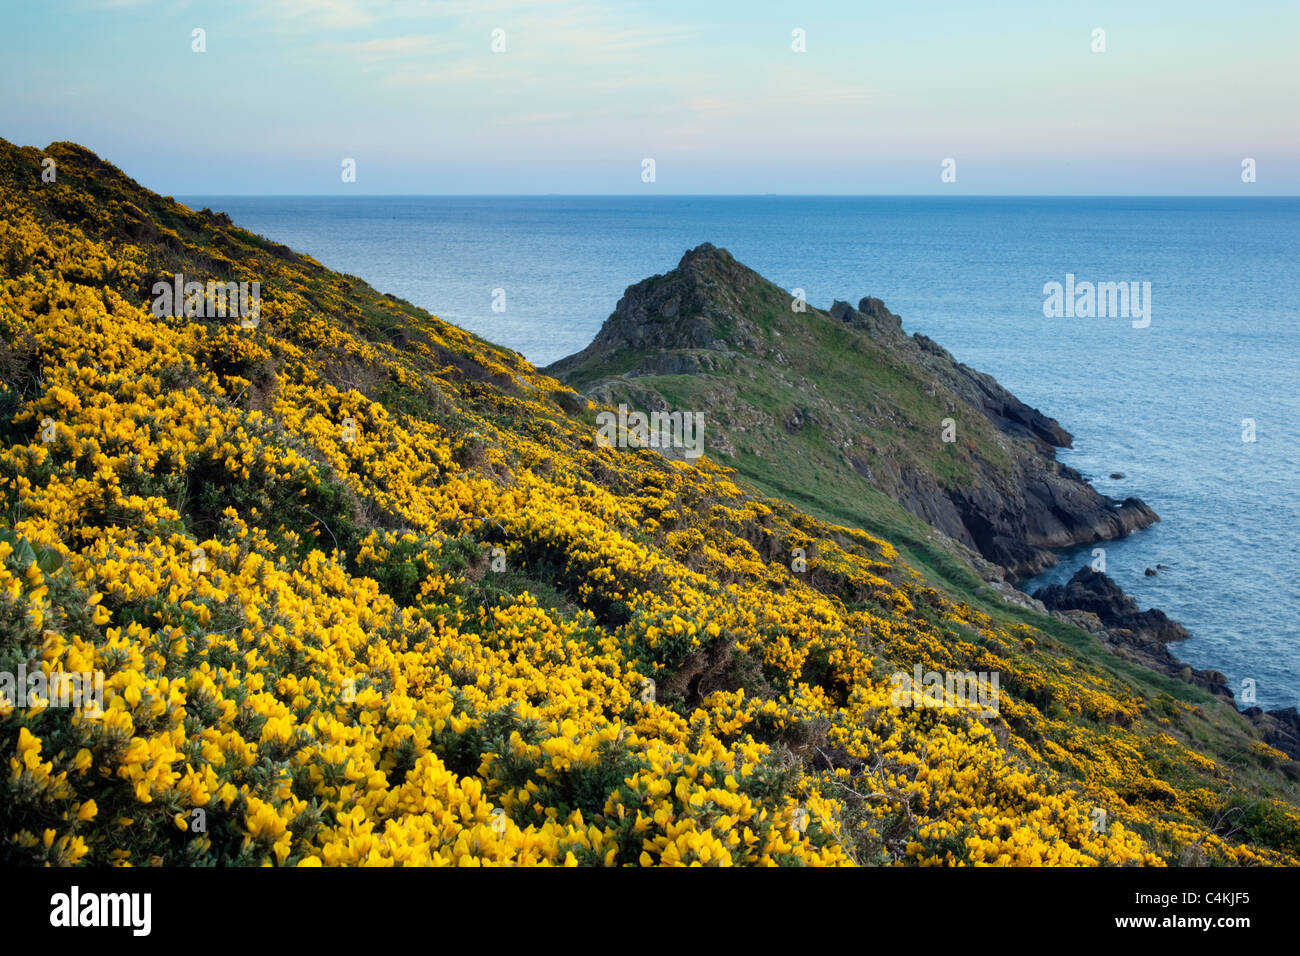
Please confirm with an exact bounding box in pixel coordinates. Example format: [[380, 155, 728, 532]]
[[261, 0, 374, 30]]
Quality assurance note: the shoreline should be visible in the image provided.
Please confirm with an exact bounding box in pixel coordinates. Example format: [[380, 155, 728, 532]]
[[1012, 531, 1300, 758]]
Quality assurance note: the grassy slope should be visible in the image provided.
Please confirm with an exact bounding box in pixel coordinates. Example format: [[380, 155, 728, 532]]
[[548, 248, 1275, 770], [1, 140, 1297, 867], [550, 242, 1300, 854], [556, 256, 1016, 490]]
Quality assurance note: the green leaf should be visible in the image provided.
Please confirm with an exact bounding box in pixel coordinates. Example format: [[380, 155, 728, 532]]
[[35, 547, 63, 574], [0, 529, 36, 569]]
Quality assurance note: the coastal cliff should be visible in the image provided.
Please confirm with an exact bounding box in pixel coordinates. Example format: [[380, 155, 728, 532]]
[[548, 243, 1299, 751], [545, 244, 1156, 580]]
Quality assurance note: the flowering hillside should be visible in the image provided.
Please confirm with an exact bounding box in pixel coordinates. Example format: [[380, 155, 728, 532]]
[[2, 140, 1298, 866]]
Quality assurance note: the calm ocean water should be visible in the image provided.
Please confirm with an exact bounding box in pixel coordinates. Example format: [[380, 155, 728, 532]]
[[180, 195, 1300, 710]]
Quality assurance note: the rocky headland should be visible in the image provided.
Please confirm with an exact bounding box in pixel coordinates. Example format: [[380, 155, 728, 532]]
[[546, 244, 1159, 581], [548, 243, 1295, 753]]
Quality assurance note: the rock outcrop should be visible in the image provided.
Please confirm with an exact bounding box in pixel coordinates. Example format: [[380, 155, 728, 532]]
[[1034, 568, 1189, 643], [545, 244, 1158, 580], [1034, 568, 1233, 700]]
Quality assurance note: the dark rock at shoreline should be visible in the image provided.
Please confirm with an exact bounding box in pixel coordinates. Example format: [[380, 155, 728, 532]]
[[1034, 568, 1189, 642], [863, 300, 1158, 579], [1033, 570, 1298, 743], [1033, 568, 1235, 700]]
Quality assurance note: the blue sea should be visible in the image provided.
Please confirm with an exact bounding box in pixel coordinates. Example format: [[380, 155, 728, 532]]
[[180, 195, 1300, 711]]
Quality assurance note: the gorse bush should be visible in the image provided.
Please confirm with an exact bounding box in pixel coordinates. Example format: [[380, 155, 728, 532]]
[[1, 139, 1298, 866]]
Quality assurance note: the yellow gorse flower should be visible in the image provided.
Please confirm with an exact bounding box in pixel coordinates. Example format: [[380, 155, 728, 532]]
[[0, 142, 1295, 868]]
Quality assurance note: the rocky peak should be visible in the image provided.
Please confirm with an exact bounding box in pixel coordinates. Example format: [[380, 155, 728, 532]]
[[675, 241, 727, 270], [606, 245, 752, 352]]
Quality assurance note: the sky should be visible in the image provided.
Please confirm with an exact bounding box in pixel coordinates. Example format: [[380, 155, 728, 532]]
[[1, 0, 1297, 194]]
